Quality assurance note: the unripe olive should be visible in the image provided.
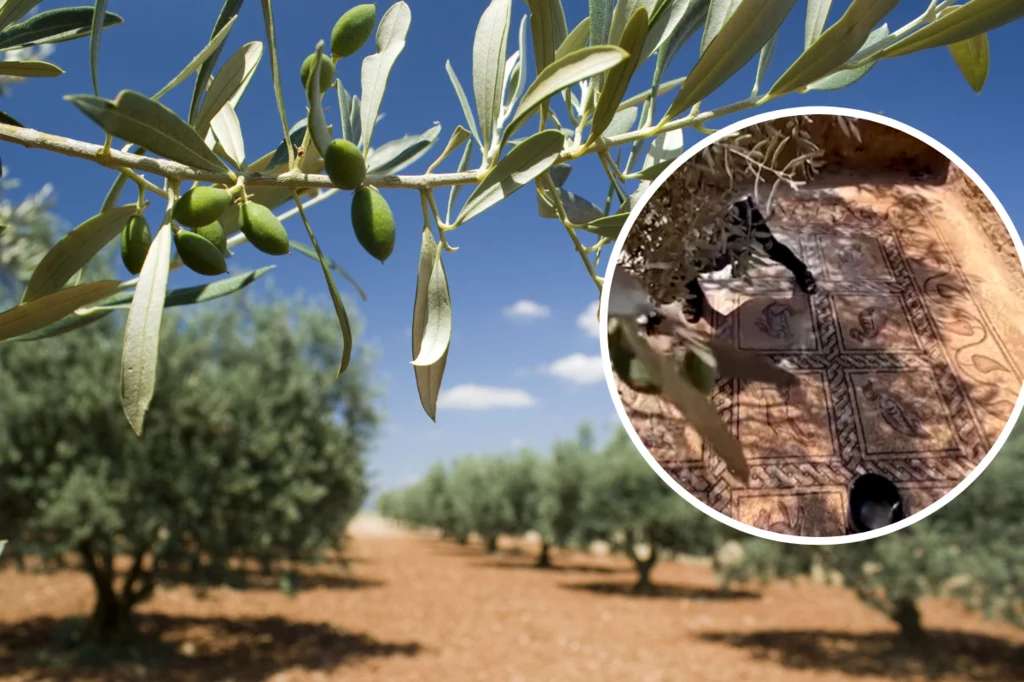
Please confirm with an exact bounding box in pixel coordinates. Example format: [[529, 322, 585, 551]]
[[323, 139, 366, 190], [350, 186, 395, 263], [175, 229, 228, 276], [682, 347, 717, 395], [331, 4, 376, 58], [195, 220, 228, 256], [173, 186, 232, 228], [120, 214, 152, 275], [300, 53, 335, 93], [239, 202, 290, 256]]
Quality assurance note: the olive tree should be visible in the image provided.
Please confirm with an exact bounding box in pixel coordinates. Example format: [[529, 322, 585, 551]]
[[0, 1, 1016, 477], [534, 423, 594, 567], [0, 296, 378, 642]]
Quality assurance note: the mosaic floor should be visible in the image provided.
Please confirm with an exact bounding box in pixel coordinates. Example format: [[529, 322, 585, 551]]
[[619, 187, 1024, 537]]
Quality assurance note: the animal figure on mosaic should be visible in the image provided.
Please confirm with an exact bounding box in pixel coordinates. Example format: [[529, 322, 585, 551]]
[[836, 241, 867, 269], [681, 197, 817, 324], [753, 500, 806, 535], [849, 307, 889, 342], [755, 301, 798, 341], [861, 379, 930, 439], [760, 382, 817, 445]]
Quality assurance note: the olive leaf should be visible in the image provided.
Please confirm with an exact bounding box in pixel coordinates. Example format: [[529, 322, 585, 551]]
[[768, 0, 899, 97], [949, 32, 989, 94], [367, 122, 442, 176], [557, 16, 591, 59], [209, 103, 246, 169], [361, 1, 412, 152], [446, 138, 474, 224], [86, 266, 276, 312], [445, 60, 484, 151], [188, 0, 244, 124], [0, 280, 120, 342], [620, 321, 750, 483], [267, 119, 307, 170], [538, 187, 604, 224], [88, 0, 107, 95], [194, 40, 263, 137], [590, 0, 613, 46], [290, 242, 367, 302], [589, 7, 648, 143], [473, 0, 512, 156], [649, 0, 709, 94], [455, 128, 565, 225], [665, 0, 797, 120], [67, 90, 229, 172], [6, 308, 113, 342], [305, 40, 332, 157], [411, 240, 452, 368], [752, 31, 779, 95], [0, 7, 123, 51], [427, 126, 472, 173], [0, 110, 25, 127], [412, 225, 449, 421], [525, 0, 568, 76], [0, 1, 44, 31], [806, 24, 888, 91], [804, 0, 832, 49], [153, 16, 238, 101], [292, 195, 353, 377], [700, 0, 743, 55], [0, 539, 7, 559], [878, 0, 1024, 60], [22, 205, 136, 302], [0, 61, 63, 77], [580, 212, 629, 239], [641, 0, 697, 62], [627, 157, 675, 180], [336, 77, 355, 144], [502, 46, 629, 145], [607, 0, 655, 47], [121, 223, 172, 437]]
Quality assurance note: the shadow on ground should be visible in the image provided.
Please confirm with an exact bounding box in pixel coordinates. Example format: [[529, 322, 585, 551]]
[[471, 559, 627, 575], [562, 581, 760, 601], [0, 614, 422, 682], [701, 629, 1024, 681]]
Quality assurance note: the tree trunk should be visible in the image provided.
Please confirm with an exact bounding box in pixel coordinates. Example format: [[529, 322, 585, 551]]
[[484, 535, 499, 553], [624, 531, 658, 593], [536, 542, 552, 568], [79, 545, 133, 643], [455, 532, 468, 545], [893, 598, 927, 644]]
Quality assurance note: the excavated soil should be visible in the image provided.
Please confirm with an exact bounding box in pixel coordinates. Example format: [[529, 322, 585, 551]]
[[2, 519, 1024, 681], [618, 170, 1024, 537]]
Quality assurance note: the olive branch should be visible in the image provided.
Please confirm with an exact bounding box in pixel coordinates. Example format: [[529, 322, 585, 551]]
[[0, 0, 1018, 449]]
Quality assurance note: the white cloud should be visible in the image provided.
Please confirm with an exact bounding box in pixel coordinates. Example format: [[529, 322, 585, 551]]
[[577, 301, 600, 338], [436, 384, 536, 410], [546, 353, 606, 385], [503, 299, 551, 320]]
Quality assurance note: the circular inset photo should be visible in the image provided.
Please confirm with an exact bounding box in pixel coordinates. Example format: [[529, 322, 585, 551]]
[[600, 106, 1024, 545]]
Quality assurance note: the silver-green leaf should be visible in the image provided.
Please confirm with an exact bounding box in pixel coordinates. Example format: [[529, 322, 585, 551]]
[[89, 0, 107, 95], [878, 0, 1024, 60], [367, 122, 442, 175], [804, 0, 832, 49], [472, 0, 512, 156], [412, 225, 449, 420], [665, 0, 797, 120], [455, 129, 565, 225], [503, 46, 629, 144], [948, 32, 989, 94], [0, 6, 122, 51], [152, 16, 239, 101], [589, 7, 648, 143], [768, 0, 898, 97], [411, 242, 452, 368], [121, 223, 172, 437], [23, 205, 136, 302], [194, 40, 262, 137], [0, 60, 63, 77], [67, 90, 229, 172], [360, 1, 411, 152], [0, 280, 120, 343]]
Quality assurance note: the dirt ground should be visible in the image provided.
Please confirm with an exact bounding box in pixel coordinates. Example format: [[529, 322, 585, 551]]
[[619, 169, 1024, 537], [2, 516, 1023, 682]]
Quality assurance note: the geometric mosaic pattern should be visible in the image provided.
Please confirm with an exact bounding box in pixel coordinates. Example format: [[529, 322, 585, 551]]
[[620, 190, 1023, 537]]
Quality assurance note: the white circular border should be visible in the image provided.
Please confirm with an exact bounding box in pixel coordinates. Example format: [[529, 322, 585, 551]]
[[598, 104, 1024, 546]]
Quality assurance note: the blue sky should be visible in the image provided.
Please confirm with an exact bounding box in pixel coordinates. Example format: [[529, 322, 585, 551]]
[[3, 1, 1024, 500]]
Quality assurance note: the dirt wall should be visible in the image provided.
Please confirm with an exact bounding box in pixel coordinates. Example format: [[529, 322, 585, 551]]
[[804, 117, 951, 180]]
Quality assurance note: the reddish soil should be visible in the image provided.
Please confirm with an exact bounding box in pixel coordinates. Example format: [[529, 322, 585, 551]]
[[1, 517, 1023, 681]]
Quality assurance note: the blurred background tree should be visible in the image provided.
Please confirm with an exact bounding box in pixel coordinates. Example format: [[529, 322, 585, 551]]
[[0, 294, 379, 643]]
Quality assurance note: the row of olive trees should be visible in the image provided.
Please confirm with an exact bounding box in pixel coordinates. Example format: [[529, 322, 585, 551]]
[[380, 417, 1024, 642], [378, 425, 731, 590]]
